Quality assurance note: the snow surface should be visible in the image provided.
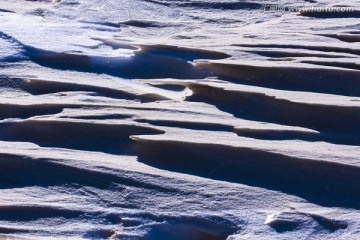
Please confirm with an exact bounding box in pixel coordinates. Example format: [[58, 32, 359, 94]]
[[0, 0, 360, 239]]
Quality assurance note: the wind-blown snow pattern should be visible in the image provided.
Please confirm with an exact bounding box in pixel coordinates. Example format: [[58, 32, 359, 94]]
[[0, 0, 360, 239]]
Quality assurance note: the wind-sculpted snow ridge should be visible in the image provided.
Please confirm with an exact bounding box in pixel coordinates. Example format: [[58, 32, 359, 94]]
[[1, 0, 360, 239]]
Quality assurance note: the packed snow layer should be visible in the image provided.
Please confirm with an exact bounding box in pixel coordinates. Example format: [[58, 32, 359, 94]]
[[0, 0, 360, 239]]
